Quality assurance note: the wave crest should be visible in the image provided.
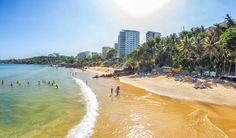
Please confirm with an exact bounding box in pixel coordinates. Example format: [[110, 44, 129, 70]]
[[67, 78, 99, 138]]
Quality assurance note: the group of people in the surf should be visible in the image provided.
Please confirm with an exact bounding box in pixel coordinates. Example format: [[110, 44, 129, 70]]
[[1, 80, 59, 89], [69, 71, 121, 97], [110, 86, 120, 97]]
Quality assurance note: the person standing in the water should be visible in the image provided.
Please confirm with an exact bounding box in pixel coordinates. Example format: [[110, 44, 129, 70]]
[[116, 86, 120, 96], [1, 80, 4, 86], [55, 84, 58, 89], [110, 88, 113, 96], [38, 81, 41, 87], [10, 82, 13, 88]]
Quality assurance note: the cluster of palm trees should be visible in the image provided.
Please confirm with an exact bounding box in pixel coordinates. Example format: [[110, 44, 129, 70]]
[[125, 14, 236, 76]]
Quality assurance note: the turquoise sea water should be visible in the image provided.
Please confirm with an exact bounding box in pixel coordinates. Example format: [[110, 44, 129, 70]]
[[0, 64, 86, 137]]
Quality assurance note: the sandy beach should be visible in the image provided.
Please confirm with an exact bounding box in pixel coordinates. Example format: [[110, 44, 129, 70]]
[[78, 68, 236, 138], [86, 67, 115, 75], [87, 67, 236, 107], [120, 75, 236, 107]]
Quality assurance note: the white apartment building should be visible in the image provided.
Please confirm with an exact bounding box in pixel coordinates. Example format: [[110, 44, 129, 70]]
[[118, 30, 140, 57]]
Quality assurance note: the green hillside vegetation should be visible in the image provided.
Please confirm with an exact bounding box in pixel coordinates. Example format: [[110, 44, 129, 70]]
[[124, 14, 236, 76]]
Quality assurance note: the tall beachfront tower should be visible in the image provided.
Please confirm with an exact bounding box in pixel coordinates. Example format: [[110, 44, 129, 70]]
[[118, 30, 140, 58], [146, 31, 161, 42]]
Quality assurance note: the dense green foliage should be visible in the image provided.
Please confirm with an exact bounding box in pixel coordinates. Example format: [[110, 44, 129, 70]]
[[106, 49, 117, 59], [125, 15, 236, 76], [0, 56, 75, 65], [76, 56, 103, 67]]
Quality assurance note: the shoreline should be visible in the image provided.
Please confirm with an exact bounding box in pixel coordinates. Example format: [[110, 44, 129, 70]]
[[66, 77, 99, 138], [86, 67, 236, 107]]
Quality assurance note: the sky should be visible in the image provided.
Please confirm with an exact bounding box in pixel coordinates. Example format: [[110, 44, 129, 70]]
[[0, 0, 236, 59]]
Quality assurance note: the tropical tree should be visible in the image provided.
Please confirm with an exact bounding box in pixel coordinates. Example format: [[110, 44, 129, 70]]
[[220, 27, 236, 75], [225, 14, 235, 28], [106, 49, 117, 59], [202, 32, 220, 74]]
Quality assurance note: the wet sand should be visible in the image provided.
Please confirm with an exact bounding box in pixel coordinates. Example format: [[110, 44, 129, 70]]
[[77, 70, 236, 138]]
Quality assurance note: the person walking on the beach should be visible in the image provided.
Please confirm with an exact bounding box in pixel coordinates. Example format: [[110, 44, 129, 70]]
[[116, 86, 120, 96], [110, 88, 113, 96]]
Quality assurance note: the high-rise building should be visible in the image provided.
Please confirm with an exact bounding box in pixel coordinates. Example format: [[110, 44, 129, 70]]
[[114, 43, 118, 51], [102, 46, 112, 58], [146, 31, 161, 42], [118, 30, 140, 58]]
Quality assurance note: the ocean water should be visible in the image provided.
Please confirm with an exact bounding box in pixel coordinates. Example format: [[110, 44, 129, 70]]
[[0, 64, 87, 137]]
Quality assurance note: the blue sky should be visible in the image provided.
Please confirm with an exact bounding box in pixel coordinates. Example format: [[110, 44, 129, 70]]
[[0, 0, 236, 59]]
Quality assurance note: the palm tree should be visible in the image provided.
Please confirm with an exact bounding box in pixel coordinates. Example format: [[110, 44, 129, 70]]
[[202, 33, 220, 74], [225, 14, 235, 28], [178, 36, 196, 71]]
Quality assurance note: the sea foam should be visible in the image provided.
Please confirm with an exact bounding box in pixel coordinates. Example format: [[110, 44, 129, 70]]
[[66, 78, 99, 138]]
